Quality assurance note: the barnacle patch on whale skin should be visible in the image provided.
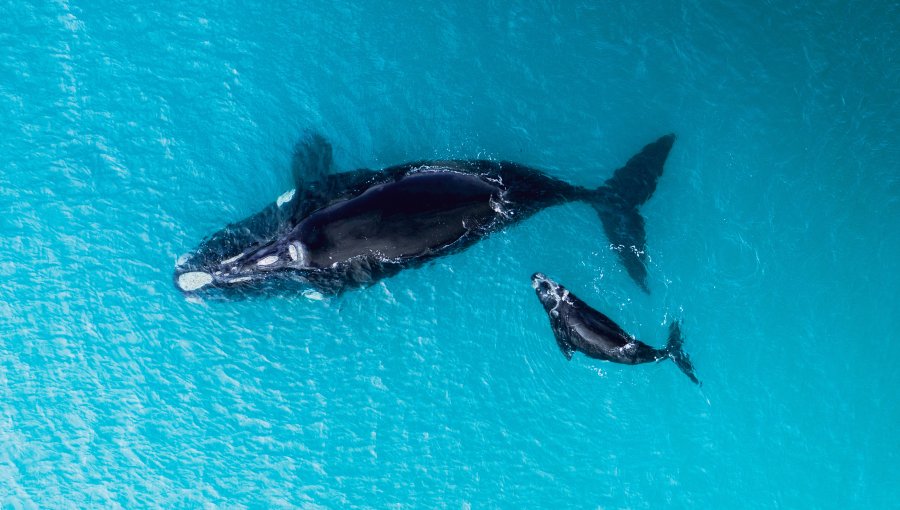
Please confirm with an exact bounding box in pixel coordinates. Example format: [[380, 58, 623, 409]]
[[276, 189, 296, 207], [288, 241, 308, 265], [177, 271, 213, 291], [257, 255, 279, 266], [220, 252, 243, 265]]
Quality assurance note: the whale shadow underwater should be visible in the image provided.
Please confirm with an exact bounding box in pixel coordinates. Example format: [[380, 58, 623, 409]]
[[174, 133, 677, 299], [531, 273, 700, 385]]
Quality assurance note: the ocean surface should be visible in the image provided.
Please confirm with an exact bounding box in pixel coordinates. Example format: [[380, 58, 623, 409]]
[[1, 1, 898, 508]]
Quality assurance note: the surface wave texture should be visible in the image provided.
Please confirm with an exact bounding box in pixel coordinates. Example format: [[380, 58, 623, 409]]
[[1, 1, 897, 508]]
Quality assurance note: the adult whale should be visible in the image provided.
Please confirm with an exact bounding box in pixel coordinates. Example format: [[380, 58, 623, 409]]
[[531, 273, 700, 384], [174, 133, 676, 299]]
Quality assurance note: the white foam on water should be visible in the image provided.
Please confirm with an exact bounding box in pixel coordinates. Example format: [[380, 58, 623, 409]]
[[302, 289, 324, 301]]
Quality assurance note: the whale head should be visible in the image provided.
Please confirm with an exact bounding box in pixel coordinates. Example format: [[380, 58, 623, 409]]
[[174, 236, 311, 299], [531, 272, 569, 314]]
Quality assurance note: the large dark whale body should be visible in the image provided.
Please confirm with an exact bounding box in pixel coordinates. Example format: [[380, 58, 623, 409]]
[[174, 133, 676, 299], [531, 273, 700, 384]]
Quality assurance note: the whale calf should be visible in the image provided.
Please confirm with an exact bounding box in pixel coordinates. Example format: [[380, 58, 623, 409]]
[[531, 273, 700, 385], [174, 133, 677, 299]]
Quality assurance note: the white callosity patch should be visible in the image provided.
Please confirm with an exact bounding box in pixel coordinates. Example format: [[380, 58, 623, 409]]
[[175, 253, 190, 268], [221, 253, 243, 265], [290, 241, 309, 263], [532, 274, 569, 317], [257, 255, 279, 266], [177, 272, 214, 292], [288, 241, 307, 265], [228, 276, 252, 284], [276, 188, 296, 207]]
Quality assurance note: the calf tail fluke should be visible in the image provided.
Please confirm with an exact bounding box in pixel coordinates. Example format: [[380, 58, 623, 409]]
[[665, 320, 701, 385], [591, 134, 676, 292]]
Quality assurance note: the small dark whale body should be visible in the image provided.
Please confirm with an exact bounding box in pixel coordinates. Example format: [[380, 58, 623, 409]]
[[174, 133, 676, 299], [531, 273, 700, 385]]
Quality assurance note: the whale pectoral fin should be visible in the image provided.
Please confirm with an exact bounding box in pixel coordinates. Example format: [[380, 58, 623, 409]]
[[287, 132, 387, 220], [289, 131, 334, 216], [555, 336, 575, 360], [291, 131, 333, 187], [288, 131, 349, 220]]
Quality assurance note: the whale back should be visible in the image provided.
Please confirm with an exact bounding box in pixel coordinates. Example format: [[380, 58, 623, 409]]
[[295, 171, 500, 266]]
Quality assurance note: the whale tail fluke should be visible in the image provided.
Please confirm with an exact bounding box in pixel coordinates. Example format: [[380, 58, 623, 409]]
[[664, 320, 700, 385], [591, 134, 676, 292]]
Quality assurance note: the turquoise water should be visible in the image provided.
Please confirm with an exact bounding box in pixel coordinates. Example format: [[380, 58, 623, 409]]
[[2, 1, 898, 507]]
